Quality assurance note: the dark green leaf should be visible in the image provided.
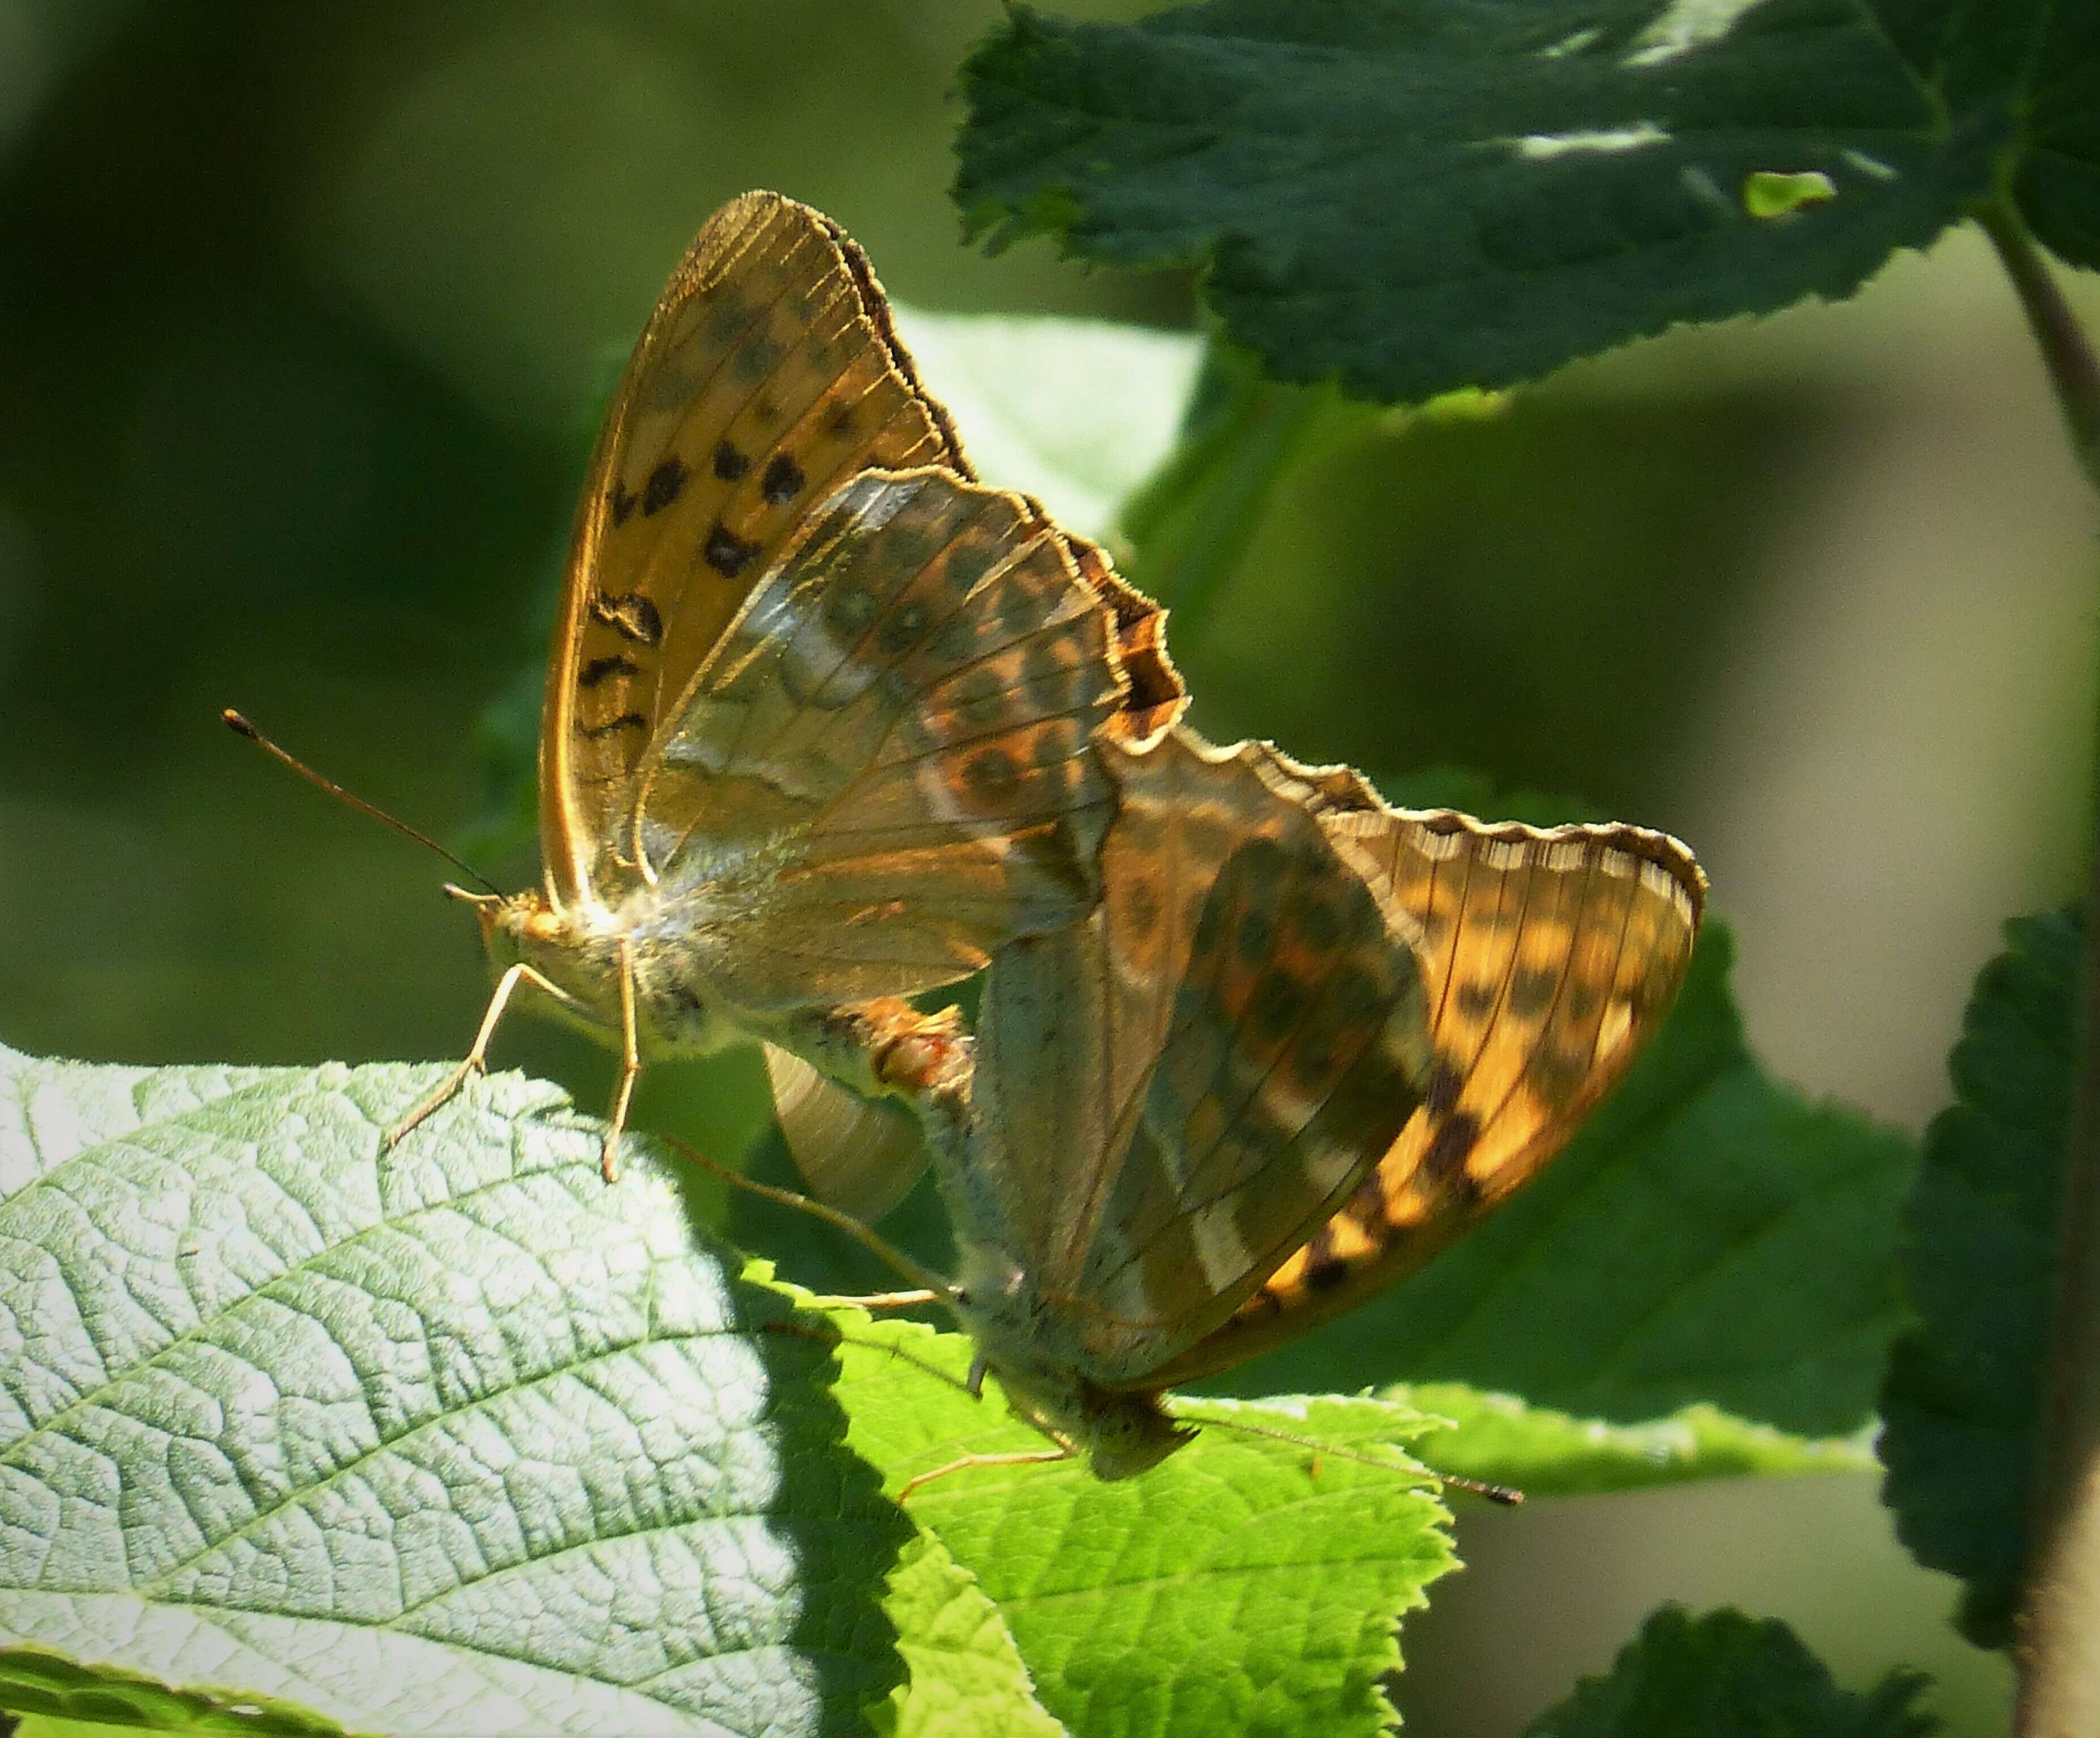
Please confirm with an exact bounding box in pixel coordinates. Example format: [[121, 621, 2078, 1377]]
[[1199, 921, 1918, 1435], [1521, 1605, 1936, 1737], [1878, 908, 2077, 1648], [954, 0, 2082, 401], [0, 1047, 910, 1736], [2005, 5, 2100, 268]]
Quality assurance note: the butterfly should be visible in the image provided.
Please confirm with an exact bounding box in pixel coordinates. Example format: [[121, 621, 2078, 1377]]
[[907, 727, 1703, 1480], [400, 191, 1183, 1180]]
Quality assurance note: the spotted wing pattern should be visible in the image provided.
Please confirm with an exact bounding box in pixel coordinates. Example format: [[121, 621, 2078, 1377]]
[[954, 731, 1434, 1386], [542, 191, 969, 905], [1148, 761, 1704, 1386]]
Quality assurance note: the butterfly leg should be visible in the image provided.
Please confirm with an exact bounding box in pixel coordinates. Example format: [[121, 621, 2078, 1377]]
[[387, 961, 571, 1147], [802, 1289, 942, 1310], [597, 937, 643, 1184], [897, 1445, 1074, 1504]]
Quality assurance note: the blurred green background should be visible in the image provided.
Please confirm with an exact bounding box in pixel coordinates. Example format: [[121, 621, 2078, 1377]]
[[2, 2, 2095, 1732]]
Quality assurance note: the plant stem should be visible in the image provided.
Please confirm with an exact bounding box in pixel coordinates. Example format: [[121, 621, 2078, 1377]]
[[1978, 199, 2100, 497], [2001, 183, 2100, 1736]]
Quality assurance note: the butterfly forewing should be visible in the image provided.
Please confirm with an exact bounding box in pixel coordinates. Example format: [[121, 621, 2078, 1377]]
[[962, 731, 1434, 1386], [544, 191, 968, 903], [1149, 786, 1703, 1384]]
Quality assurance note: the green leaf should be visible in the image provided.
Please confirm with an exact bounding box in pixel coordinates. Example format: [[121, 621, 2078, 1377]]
[[1197, 921, 1918, 1436], [2005, 5, 2100, 268], [1878, 908, 2077, 1648], [954, 0, 2082, 402], [869, 1534, 1064, 1738], [15, 1718, 193, 1738], [809, 1306, 1456, 1738], [1520, 1605, 1937, 1737], [1393, 1382, 1871, 1500], [0, 1046, 911, 1736]]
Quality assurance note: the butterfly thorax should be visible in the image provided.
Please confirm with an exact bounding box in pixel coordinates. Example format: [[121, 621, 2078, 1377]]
[[484, 887, 745, 1057], [950, 1242, 1192, 1480]]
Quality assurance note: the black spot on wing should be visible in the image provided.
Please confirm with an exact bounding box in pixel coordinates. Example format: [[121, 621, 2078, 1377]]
[[642, 455, 689, 517], [1456, 981, 1497, 1020], [712, 440, 750, 482], [607, 481, 639, 527], [1251, 971, 1302, 1041], [1424, 1060, 1464, 1118], [878, 601, 929, 655], [964, 748, 1019, 801], [591, 590, 664, 648], [577, 711, 647, 740], [762, 453, 805, 505], [1422, 1111, 1482, 1193], [1509, 969, 1558, 1016], [578, 654, 640, 689], [704, 522, 762, 577]]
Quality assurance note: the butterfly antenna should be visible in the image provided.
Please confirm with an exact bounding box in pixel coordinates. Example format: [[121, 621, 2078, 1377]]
[[221, 710, 503, 896], [1165, 1403, 1524, 1506]]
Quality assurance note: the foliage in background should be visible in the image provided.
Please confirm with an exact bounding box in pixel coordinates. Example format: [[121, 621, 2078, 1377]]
[[955, 0, 2100, 402], [1879, 909, 2081, 1647], [1516, 1606, 1937, 1738]]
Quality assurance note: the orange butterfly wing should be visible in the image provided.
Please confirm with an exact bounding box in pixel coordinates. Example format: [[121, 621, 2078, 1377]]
[[959, 731, 1435, 1385], [542, 192, 966, 904], [1144, 760, 1704, 1386], [542, 191, 1180, 908]]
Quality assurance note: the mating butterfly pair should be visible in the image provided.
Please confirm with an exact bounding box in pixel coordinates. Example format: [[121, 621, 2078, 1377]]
[[411, 192, 1703, 1478]]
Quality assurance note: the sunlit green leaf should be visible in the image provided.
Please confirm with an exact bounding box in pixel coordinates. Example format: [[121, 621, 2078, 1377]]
[[0, 1047, 910, 1736], [1395, 1383, 1871, 1500], [809, 1305, 1457, 1738], [870, 1533, 1065, 1738]]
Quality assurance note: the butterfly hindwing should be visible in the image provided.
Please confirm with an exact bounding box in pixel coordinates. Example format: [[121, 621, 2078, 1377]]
[[764, 1043, 928, 1224], [959, 731, 1434, 1386], [626, 468, 1132, 1010], [1150, 771, 1703, 1385]]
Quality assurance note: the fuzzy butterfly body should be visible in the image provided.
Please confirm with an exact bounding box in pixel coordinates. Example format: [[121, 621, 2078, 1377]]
[[414, 191, 1184, 1177]]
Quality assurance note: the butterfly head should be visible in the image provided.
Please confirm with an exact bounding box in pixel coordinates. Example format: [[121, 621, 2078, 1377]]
[[950, 1250, 1196, 1480], [473, 887, 621, 1019], [1078, 1383, 1195, 1480], [466, 885, 566, 961]]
